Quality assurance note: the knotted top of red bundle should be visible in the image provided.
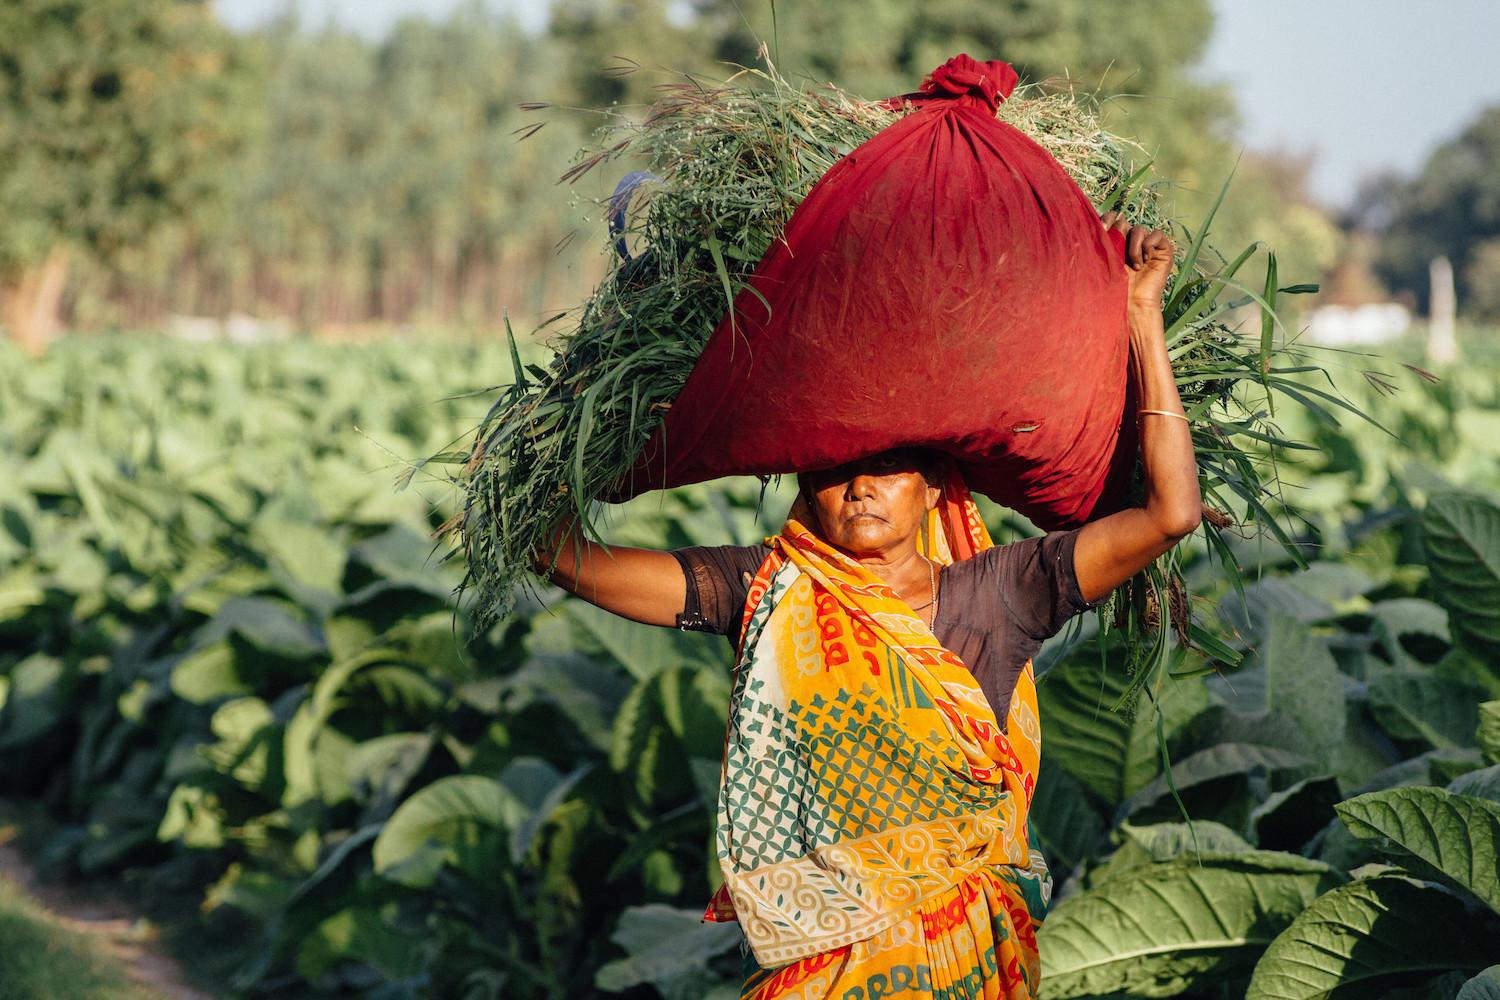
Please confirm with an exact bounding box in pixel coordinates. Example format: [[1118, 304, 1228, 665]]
[[607, 54, 1135, 531], [882, 53, 1021, 114]]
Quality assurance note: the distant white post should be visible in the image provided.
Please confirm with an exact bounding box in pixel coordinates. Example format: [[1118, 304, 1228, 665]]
[[1428, 255, 1457, 365]]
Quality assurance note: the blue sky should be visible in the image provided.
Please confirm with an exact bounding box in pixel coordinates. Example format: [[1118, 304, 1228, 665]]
[[1200, 0, 1500, 209], [212, 0, 1500, 211]]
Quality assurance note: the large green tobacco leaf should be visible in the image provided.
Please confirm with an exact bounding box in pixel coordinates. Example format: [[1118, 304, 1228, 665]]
[[297, 906, 427, 982], [1368, 668, 1482, 750], [1367, 597, 1452, 671], [190, 595, 326, 659], [1084, 820, 1254, 887], [372, 760, 586, 887], [0, 653, 64, 750], [1312, 751, 1487, 873], [1115, 743, 1311, 823], [170, 640, 251, 704], [1336, 787, 1500, 914], [1029, 759, 1106, 873], [249, 512, 345, 596], [563, 597, 726, 680], [1038, 852, 1342, 999], [610, 666, 729, 809], [1216, 577, 1336, 646], [1247, 876, 1494, 999], [375, 777, 510, 885], [594, 905, 741, 997], [1450, 765, 1500, 803], [1038, 652, 1208, 805], [283, 648, 427, 807], [1208, 612, 1346, 757], [1422, 492, 1500, 659], [1480, 701, 1500, 765], [1460, 966, 1500, 1000]]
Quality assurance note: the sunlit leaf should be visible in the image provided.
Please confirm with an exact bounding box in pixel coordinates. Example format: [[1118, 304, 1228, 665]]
[[372, 775, 521, 887], [1247, 876, 1493, 999], [1337, 786, 1500, 914], [1422, 493, 1500, 659], [1459, 966, 1500, 1000], [1039, 852, 1342, 999], [1479, 701, 1500, 765]]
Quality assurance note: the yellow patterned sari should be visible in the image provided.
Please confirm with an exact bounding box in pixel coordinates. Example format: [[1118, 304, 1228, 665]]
[[703, 465, 1051, 999]]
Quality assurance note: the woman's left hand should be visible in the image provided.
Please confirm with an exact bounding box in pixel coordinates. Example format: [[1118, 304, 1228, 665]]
[[1100, 211, 1176, 310]]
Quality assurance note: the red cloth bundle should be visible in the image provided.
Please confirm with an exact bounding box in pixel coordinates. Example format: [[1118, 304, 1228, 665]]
[[612, 54, 1138, 530]]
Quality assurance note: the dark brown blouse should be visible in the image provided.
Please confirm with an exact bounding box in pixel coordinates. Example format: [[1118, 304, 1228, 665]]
[[669, 528, 1101, 723]]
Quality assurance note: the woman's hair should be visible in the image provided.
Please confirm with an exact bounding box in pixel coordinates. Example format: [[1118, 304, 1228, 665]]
[[794, 446, 945, 497], [911, 447, 946, 486]]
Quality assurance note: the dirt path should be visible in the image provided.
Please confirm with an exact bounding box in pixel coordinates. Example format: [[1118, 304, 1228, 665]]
[[0, 820, 215, 1000]]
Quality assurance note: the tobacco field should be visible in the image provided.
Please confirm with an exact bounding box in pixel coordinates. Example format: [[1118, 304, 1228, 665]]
[[1, 330, 1498, 998]]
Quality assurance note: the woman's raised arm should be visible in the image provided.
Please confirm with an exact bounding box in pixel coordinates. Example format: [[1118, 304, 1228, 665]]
[[532, 516, 688, 627], [1072, 218, 1202, 603]]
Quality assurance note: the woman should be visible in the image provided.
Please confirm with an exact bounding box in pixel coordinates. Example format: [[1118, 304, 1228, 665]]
[[536, 214, 1198, 998]]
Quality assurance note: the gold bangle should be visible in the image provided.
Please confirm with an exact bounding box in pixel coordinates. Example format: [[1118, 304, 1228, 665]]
[[1137, 408, 1189, 422]]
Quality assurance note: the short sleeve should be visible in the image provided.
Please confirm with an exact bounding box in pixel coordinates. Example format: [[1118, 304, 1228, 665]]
[[668, 543, 768, 643], [989, 527, 1102, 641]]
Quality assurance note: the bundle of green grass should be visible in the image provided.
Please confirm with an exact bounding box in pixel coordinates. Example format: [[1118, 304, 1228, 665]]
[[423, 55, 1356, 692]]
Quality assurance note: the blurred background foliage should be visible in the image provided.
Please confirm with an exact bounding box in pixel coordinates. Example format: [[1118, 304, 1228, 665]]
[[0, 326, 1497, 997], [3, 0, 1495, 350]]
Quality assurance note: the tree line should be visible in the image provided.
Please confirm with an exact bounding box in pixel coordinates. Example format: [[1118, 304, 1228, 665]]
[[5, 0, 1489, 357]]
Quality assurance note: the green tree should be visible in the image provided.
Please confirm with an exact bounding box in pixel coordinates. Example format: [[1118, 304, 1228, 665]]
[[1187, 147, 1345, 315], [67, 3, 597, 332], [218, 4, 588, 327], [547, 0, 709, 109], [691, 0, 1232, 199], [9, 0, 1345, 337], [1464, 237, 1500, 320], [685, 0, 1337, 287], [1366, 103, 1500, 316], [0, 0, 254, 354]]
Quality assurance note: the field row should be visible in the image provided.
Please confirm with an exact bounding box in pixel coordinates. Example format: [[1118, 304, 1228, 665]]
[[0, 333, 1497, 997]]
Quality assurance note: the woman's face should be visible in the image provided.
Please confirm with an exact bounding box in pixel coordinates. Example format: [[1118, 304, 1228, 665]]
[[800, 448, 941, 558]]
